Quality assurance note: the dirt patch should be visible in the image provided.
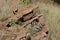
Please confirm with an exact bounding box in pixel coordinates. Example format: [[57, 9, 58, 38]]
[[0, 0, 49, 40]]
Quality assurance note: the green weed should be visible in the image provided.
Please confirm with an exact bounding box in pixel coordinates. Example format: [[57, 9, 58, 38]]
[[9, 19, 17, 26], [19, 0, 32, 5], [28, 27, 34, 36], [1, 15, 8, 21]]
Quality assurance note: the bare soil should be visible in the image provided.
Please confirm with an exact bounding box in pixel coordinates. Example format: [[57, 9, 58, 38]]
[[0, 0, 50, 40]]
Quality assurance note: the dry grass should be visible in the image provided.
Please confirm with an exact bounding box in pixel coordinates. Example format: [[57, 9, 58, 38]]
[[37, 2, 60, 40], [0, 0, 60, 40]]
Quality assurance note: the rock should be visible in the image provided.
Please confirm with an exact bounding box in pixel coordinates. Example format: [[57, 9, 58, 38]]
[[54, 0, 60, 4]]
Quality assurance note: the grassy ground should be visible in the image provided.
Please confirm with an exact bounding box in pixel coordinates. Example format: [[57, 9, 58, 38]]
[[38, 2, 60, 40], [0, 0, 60, 40]]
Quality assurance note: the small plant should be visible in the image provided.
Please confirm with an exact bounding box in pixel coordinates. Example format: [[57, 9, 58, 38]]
[[19, 0, 24, 5], [9, 19, 17, 26], [1, 15, 8, 21], [19, 0, 32, 5], [24, 0, 32, 4], [28, 27, 34, 36]]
